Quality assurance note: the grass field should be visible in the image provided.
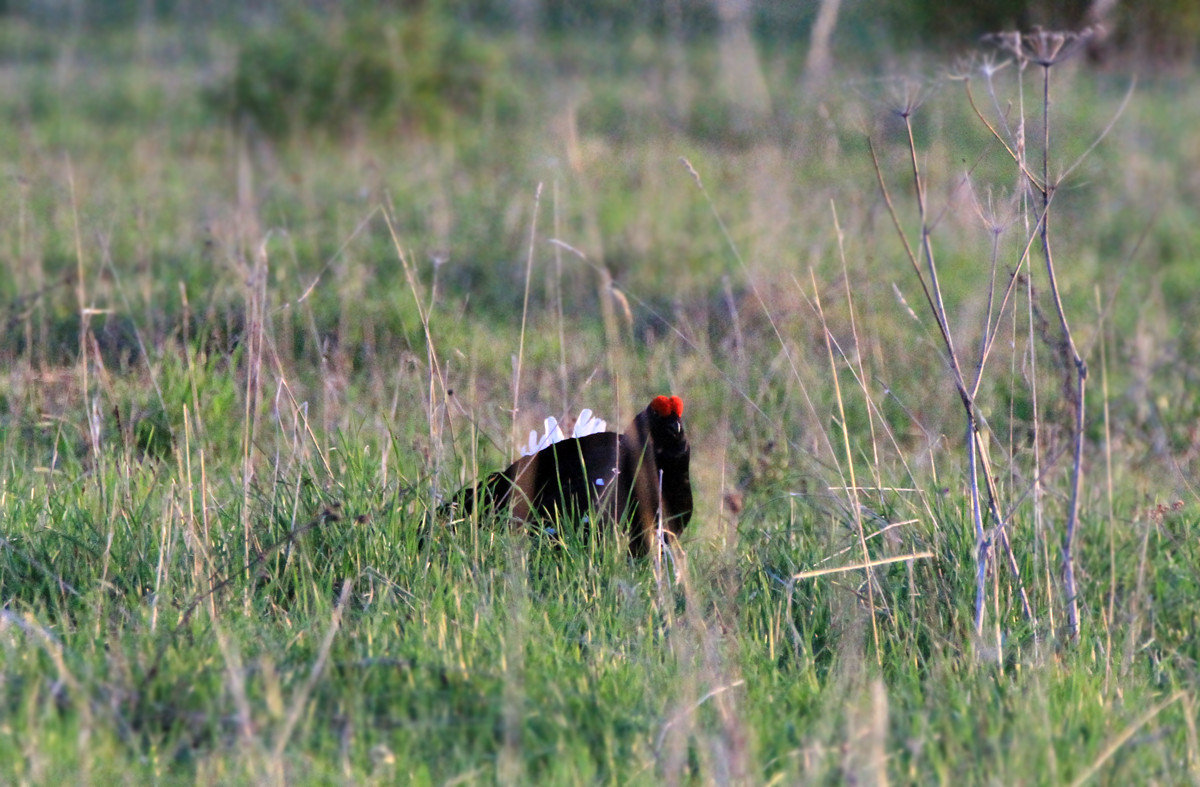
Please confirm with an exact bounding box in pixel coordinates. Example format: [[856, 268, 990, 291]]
[[2, 17, 1199, 784]]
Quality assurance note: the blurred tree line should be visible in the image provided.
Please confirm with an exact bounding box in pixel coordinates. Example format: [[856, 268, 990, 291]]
[[0, 0, 1193, 142], [1, 0, 1196, 62]]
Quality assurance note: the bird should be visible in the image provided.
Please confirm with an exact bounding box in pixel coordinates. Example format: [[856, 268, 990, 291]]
[[446, 395, 692, 556]]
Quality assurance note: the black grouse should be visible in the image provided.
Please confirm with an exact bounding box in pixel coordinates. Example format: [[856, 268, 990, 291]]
[[449, 395, 692, 556]]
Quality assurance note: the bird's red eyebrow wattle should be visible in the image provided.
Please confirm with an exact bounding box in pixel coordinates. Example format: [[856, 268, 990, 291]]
[[651, 395, 684, 418]]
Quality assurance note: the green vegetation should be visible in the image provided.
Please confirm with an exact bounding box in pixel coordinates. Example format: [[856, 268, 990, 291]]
[[2, 7, 1199, 783]]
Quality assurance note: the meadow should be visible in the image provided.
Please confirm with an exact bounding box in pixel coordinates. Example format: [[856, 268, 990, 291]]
[[1, 14, 1199, 784]]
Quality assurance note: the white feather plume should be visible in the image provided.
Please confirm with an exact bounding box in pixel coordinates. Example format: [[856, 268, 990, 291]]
[[519, 409, 608, 456]]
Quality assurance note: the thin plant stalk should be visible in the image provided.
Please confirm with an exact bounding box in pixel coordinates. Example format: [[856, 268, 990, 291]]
[[240, 242, 267, 605], [985, 26, 1105, 642], [870, 128, 1034, 632], [811, 268, 882, 666], [553, 179, 569, 414], [1032, 47, 1088, 643], [898, 119, 1001, 634], [513, 182, 544, 449], [1098, 287, 1116, 694], [384, 206, 450, 496], [833, 204, 886, 507]]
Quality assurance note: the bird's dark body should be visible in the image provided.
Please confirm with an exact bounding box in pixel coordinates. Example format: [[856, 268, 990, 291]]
[[452, 396, 692, 556]]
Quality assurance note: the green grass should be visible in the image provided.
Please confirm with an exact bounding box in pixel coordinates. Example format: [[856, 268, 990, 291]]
[[2, 17, 1200, 784]]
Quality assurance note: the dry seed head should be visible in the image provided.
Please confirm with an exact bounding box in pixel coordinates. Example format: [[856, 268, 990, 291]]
[[985, 26, 1101, 68], [978, 52, 1011, 80], [947, 53, 1010, 83], [882, 76, 930, 120]]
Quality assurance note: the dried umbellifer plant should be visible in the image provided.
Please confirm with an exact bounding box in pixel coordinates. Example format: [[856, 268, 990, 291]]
[[873, 25, 1108, 648]]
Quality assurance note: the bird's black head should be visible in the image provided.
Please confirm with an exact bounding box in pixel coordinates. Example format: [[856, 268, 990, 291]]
[[647, 394, 688, 456]]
